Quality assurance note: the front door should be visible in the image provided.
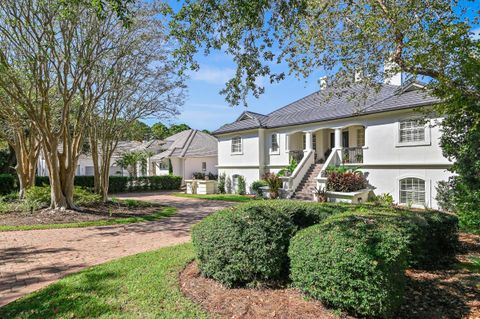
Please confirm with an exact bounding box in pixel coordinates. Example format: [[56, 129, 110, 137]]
[[342, 131, 349, 148]]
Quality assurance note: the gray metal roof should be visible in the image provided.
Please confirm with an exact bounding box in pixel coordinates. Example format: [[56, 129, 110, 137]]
[[213, 82, 439, 135], [150, 129, 218, 160]]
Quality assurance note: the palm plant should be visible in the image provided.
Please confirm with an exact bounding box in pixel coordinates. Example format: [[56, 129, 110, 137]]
[[262, 172, 283, 199]]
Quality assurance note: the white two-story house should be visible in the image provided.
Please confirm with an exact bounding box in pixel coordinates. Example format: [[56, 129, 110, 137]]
[[213, 77, 452, 209]]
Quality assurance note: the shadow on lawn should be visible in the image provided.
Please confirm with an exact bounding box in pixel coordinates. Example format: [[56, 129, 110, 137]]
[[0, 269, 119, 319]]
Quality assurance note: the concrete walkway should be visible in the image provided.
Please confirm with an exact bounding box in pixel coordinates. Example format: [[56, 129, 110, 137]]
[[0, 193, 233, 307]]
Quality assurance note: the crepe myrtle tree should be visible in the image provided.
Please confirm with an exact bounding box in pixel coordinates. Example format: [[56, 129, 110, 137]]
[[87, 1, 184, 201], [0, 0, 131, 210], [0, 92, 41, 199]]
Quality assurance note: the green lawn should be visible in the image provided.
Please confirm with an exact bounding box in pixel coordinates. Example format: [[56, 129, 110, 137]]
[[0, 207, 176, 232], [0, 243, 211, 319], [173, 192, 256, 202]]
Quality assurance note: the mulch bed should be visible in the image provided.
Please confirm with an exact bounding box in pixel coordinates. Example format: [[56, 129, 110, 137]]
[[180, 233, 480, 319], [0, 202, 162, 226]]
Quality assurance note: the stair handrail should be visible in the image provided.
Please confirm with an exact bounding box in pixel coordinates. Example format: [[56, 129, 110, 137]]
[[316, 149, 341, 183], [281, 149, 314, 191]]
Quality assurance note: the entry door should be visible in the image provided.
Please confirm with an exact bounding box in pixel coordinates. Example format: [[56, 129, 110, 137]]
[[342, 131, 349, 148]]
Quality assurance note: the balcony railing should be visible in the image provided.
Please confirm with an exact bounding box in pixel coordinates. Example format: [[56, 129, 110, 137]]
[[289, 150, 304, 163], [342, 147, 364, 164]]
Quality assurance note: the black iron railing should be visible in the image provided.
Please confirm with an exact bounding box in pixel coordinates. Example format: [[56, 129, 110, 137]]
[[342, 147, 363, 164]]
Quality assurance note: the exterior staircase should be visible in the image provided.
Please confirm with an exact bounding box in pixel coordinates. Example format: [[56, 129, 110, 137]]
[[292, 163, 323, 201]]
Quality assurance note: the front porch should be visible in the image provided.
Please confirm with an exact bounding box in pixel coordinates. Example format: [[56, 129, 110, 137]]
[[286, 125, 365, 165]]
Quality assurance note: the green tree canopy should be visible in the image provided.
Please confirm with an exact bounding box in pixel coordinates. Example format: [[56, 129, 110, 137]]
[[123, 120, 152, 141], [151, 123, 170, 140], [170, 0, 478, 106]]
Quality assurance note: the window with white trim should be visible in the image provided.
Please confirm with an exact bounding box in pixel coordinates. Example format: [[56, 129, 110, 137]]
[[302, 134, 306, 150], [202, 162, 207, 171], [312, 133, 317, 151], [357, 128, 365, 146], [231, 136, 242, 154], [271, 134, 279, 153], [399, 178, 425, 205], [399, 119, 425, 143]]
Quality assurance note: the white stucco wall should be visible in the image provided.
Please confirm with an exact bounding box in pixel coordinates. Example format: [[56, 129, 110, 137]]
[[218, 168, 262, 194], [216, 108, 452, 207]]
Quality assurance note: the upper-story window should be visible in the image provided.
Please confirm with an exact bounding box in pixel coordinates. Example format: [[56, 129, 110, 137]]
[[231, 136, 242, 154], [399, 177, 425, 205], [399, 119, 425, 143], [271, 133, 279, 153], [202, 162, 207, 171]]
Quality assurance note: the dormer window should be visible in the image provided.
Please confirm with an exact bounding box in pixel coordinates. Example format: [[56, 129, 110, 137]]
[[231, 136, 242, 154]]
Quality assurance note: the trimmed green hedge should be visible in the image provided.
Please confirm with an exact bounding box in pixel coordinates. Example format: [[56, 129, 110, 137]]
[[32, 175, 181, 193], [0, 174, 16, 195], [191, 200, 459, 316], [289, 214, 409, 318], [192, 205, 297, 287]]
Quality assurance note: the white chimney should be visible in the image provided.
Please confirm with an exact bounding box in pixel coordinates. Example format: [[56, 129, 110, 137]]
[[319, 76, 327, 90], [384, 60, 402, 86], [354, 70, 363, 83]]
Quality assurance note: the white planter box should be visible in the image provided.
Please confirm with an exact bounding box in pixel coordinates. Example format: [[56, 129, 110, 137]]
[[326, 189, 371, 204], [185, 180, 218, 195], [259, 186, 271, 199]]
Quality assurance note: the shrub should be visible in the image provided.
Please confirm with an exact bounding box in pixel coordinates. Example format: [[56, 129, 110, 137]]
[[326, 171, 367, 192], [278, 159, 298, 177], [73, 176, 95, 189], [192, 205, 297, 287], [25, 186, 51, 209], [289, 214, 409, 318], [370, 193, 394, 207], [236, 176, 246, 195], [262, 172, 282, 199], [35, 176, 50, 186], [0, 174, 16, 195], [217, 173, 226, 194], [25, 186, 102, 208], [251, 180, 267, 196], [225, 176, 232, 194], [109, 176, 130, 193], [192, 172, 205, 179]]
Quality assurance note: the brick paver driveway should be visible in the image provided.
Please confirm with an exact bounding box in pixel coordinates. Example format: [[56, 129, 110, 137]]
[[0, 193, 233, 307]]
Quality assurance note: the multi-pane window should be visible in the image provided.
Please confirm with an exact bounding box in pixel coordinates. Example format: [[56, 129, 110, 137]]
[[231, 136, 242, 154], [399, 120, 425, 143], [400, 178, 426, 205], [302, 134, 306, 150], [202, 162, 207, 171], [271, 134, 279, 153], [357, 128, 365, 146], [312, 133, 317, 150]]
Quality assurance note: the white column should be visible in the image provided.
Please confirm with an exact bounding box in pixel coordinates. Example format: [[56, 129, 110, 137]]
[[304, 131, 313, 151], [334, 128, 343, 149]]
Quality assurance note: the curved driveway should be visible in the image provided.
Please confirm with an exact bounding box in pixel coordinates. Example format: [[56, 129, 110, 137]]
[[0, 193, 233, 307]]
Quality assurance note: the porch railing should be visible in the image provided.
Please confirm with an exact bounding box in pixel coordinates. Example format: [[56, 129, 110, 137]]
[[289, 150, 304, 163], [342, 147, 363, 164]]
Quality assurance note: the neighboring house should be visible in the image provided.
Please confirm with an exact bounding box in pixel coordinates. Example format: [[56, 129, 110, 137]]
[[37, 130, 218, 183], [149, 129, 218, 182], [213, 75, 452, 209], [37, 140, 165, 177]]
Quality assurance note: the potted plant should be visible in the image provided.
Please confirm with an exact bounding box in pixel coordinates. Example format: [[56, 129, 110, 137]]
[[313, 187, 327, 202]]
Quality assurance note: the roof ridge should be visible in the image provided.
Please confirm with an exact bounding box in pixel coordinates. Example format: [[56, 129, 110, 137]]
[[180, 129, 196, 157]]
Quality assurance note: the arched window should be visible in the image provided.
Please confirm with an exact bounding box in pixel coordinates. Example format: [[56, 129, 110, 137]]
[[399, 178, 425, 205]]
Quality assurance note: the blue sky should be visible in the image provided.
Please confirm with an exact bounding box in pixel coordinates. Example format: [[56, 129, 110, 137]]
[[144, 1, 480, 132]]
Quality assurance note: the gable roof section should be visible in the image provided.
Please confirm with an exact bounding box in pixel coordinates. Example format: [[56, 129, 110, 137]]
[[213, 81, 439, 135], [150, 129, 218, 160]]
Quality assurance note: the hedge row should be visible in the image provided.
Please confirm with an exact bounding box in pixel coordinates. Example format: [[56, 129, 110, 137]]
[[0, 174, 16, 195], [4, 175, 183, 194], [192, 200, 459, 318]]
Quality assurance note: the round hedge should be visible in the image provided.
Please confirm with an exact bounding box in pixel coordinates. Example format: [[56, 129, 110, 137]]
[[192, 205, 297, 287], [289, 213, 409, 318]]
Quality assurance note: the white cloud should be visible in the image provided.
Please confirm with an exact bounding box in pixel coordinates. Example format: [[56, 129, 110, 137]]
[[471, 27, 480, 40], [190, 66, 235, 85]]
